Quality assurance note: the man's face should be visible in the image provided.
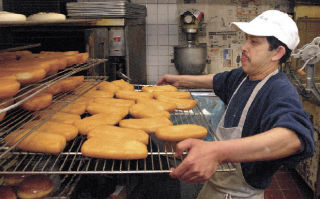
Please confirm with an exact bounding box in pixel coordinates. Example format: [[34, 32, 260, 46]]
[[241, 35, 274, 78]]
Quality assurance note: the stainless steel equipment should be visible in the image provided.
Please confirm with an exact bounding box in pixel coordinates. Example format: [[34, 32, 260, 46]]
[[291, 36, 320, 104], [0, 18, 147, 84], [172, 9, 210, 75]]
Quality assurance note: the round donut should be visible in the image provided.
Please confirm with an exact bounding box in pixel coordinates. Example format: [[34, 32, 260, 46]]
[[3, 174, 31, 186], [0, 11, 26, 22], [0, 79, 20, 99], [27, 12, 66, 22], [17, 175, 54, 199], [0, 186, 17, 199]]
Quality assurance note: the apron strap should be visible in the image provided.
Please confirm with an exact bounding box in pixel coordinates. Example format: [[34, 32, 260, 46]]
[[220, 76, 247, 125], [238, 69, 279, 127]]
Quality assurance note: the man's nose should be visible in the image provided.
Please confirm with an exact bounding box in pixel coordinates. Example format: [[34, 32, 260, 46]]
[[241, 40, 249, 52]]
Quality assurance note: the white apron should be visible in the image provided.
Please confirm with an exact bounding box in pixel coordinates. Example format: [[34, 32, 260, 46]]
[[197, 69, 279, 199]]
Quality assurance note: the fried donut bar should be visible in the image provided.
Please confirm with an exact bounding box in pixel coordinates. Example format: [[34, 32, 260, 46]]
[[5, 129, 66, 154], [129, 103, 170, 119], [60, 102, 87, 115], [88, 125, 149, 145], [153, 91, 191, 99], [21, 120, 78, 141], [21, 93, 53, 111], [142, 85, 177, 93], [93, 98, 135, 108], [155, 124, 207, 141], [38, 112, 81, 125], [17, 175, 54, 199], [115, 90, 153, 101], [155, 95, 197, 110], [0, 68, 46, 84], [87, 103, 129, 117], [0, 79, 20, 99], [74, 113, 123, 135], [83, 89, 113, 98], [110, 79, 134, 91], [81, 138, 148, 160], [136, 98, 176, 112], [95, 81, 118, 94], [119, 117, 173, 134]]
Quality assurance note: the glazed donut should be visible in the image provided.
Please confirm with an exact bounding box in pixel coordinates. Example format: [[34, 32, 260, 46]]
[[0, 79, 20, 99], [21, 92, 53, 111], [27, 12, 66, 22], [129, 103, 170, 119], [142, 85, 177, 93], [3, 174, 31, 186], [88, 125, 149, 145], [17, 175, 54, 199], [0, 11, 26, 22], [0, 186, 17, 199], [74, 113, 124, 135], [119, 117, 173, 134], [155, 124, 207, 142]]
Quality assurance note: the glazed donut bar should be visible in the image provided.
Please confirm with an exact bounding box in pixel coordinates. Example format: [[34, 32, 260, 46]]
[[5, 129, 66, 154], [155, 124, 208, 142], [119, 117, 173, 134], [0, 51, 88, 85], [81, 137, 148, 160]]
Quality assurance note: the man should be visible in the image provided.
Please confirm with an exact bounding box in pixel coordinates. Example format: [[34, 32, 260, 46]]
[[156, 10, 315, 199]]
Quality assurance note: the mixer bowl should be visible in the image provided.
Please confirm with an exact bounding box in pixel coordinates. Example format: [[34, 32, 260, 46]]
[[173, 44, 207, 75]]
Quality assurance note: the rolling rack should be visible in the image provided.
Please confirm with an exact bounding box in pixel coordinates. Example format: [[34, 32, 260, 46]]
[[0, 54, 234, 198]]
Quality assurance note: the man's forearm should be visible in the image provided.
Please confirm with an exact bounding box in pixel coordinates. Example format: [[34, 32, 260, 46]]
[[176, 74, 214, 89], [214, 127, 302, 163]]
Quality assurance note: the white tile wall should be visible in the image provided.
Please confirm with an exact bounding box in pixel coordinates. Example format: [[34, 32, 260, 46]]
[[145, 3, 179, 84]]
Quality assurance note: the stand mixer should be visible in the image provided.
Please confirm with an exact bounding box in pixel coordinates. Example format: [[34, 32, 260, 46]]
[[172, 9, 210, 75]]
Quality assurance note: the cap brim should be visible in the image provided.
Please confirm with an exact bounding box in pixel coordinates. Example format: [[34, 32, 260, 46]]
[[231, 22, 274, 37]]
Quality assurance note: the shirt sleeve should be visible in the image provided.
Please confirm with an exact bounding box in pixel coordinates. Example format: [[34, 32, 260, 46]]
[[260, 80, 315, 166]]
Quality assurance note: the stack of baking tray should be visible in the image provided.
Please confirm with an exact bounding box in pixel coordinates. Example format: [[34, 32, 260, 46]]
[[66, 1, 146, 18]]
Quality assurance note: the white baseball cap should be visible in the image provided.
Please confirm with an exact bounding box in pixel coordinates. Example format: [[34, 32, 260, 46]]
[[232, 10, 300, 50]]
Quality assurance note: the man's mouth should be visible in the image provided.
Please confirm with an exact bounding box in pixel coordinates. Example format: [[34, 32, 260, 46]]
[[241, 53, 250, 62]]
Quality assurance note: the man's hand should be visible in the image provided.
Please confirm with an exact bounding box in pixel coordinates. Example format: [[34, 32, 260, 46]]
[[169, 138, 221, 183], [156, 74, 181, 87]]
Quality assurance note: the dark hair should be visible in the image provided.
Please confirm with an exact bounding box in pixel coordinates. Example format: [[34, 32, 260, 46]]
[[266, 36, 292, 64]]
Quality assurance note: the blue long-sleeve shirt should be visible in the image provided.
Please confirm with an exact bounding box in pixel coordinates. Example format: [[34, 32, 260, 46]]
[[213, 67, 315, 189]]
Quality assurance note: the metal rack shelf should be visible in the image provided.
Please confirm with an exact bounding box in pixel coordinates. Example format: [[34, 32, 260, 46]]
[[0, 58, 107, 114], [0, 84, 235, 174]]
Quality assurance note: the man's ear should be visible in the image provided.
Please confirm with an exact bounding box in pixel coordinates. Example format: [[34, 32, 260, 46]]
[[271, 46, 286, 62]]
